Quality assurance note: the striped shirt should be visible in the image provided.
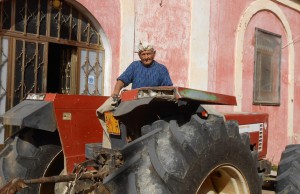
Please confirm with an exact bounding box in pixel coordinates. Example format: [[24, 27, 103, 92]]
[[118, 60, 173, 89]]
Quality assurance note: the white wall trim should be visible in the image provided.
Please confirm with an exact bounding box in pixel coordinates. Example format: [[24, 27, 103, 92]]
[[235, 0, 295, 142], [99, 30, 113, 96], [120, 0, 135, 73], [189, 0, 210, 90], [275, 0, 300, 11]]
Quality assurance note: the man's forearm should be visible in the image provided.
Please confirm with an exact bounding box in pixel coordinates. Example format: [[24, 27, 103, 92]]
[[111, 80, 125, 97]]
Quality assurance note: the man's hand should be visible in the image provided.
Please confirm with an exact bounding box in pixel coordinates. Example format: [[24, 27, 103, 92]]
[[111, 80, 125, 98], [96, 97, 118, 116], [111, 94, 119, 103]]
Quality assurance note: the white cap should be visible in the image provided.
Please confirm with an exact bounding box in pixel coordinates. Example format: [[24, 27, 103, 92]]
[[136, 41, 155, 53]]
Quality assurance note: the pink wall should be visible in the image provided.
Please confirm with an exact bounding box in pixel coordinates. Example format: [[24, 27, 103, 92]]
[[134, 0, 191, 86], [242, 11, 289, 163], [281, 5, 300, 144], [77, 0, 192, 87], [208, 1, 252, 97], [209, 1, 300, 163]]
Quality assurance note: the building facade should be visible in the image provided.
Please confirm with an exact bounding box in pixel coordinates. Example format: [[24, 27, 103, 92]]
[[0, 0, 300, 164]]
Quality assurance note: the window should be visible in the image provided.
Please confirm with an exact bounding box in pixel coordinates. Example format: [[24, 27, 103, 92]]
[[253, 28, 281, 105], [79, 49, 104, 95], [0, 0, 104, 106], [0, 0, 105, 139]]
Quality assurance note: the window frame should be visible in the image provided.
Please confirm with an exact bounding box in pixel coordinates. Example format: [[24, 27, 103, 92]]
[[253, 28, 282, 106]]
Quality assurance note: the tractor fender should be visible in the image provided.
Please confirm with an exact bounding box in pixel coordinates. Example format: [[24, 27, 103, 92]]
[[114, 98, 226, 120], [114, 86, 237, 118], [0, 100, 57, 132], [114, 98, 153, 117]]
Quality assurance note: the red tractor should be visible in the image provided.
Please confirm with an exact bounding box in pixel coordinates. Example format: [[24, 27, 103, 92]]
[[0, 86, 270, 193]]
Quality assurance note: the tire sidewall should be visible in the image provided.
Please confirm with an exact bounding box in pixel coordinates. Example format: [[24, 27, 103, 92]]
[[0, 129, 63, 194], [186, 137, 260, 193]]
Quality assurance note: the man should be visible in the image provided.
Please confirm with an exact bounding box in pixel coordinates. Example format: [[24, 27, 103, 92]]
[[98, 41, 173, 148], [111, 41, 173, 97]]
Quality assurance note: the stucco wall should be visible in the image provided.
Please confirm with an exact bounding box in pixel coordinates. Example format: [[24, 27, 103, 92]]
[[281, 4, 300, 144], [242, 10, 289, 163], [134, 0, 191, 87], [208, 0, 300, 163], [208, 0, 253, 111], [76, 0, 193, 90]]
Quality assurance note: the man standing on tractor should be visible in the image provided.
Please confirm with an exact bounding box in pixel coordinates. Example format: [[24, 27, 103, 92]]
[[97, 41, 173, 148], [111, 41, 173, 98]]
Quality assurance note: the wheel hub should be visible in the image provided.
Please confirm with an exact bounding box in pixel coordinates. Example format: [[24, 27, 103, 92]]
[[197, 165, 250, 194]]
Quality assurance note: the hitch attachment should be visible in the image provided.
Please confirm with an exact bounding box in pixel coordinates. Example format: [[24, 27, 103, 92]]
[[0, 148, 123, 194]]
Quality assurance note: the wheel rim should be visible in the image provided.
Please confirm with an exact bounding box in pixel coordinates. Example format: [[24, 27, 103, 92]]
[[197, 165, 250, 194], [39, 150, 64, 194]]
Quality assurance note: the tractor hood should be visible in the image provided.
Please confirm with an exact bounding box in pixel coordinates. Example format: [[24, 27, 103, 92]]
[[0, 100, 57, 131]]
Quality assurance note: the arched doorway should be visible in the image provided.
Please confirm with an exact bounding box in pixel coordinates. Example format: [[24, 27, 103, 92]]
[[0, 0, 105, 140]]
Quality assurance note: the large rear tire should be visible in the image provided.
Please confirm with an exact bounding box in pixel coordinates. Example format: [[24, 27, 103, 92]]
[[103, 114, 261, 194], [276, 144, 300, 194], [0, 128, 63, 194]]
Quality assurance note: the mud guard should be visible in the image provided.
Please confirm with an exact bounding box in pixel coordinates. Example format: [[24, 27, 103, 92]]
[[114, 98, 153, 117], [0, 100, 57, 132], [114, 87, 237, 118]]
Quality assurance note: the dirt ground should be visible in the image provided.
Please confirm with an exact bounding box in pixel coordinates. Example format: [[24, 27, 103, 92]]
[[262, 190, 275, 194]]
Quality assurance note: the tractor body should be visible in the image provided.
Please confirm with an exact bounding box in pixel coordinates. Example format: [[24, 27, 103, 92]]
[[0, 86, 270, 193]]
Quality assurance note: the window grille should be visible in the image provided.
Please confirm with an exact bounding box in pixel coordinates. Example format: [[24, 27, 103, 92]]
[[0, 37, 8, 143]]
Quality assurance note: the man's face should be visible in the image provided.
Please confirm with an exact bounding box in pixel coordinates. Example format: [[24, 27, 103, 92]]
[[138, 50, 156, 66]]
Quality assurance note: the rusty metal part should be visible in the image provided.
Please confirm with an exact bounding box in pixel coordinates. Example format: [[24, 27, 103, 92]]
[[0, 178, 28, 194], [0, 148, 123, 194], [26, 171, 106, 184], [53, 165, 111, 194], [0, 170, 108, 194], [94, 148, 124, 169]]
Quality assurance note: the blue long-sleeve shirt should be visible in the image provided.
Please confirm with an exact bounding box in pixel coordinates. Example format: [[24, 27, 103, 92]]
[[117, 60, 173, 89]]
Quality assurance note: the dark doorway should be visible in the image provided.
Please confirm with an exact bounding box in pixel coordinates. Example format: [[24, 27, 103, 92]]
[[47, 43, 77, 94]]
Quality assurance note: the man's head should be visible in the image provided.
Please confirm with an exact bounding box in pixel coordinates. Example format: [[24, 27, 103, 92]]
[[137, 41, 156, 66]]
